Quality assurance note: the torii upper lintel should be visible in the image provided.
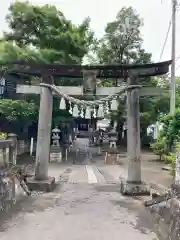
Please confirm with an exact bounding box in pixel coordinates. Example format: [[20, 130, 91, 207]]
[[8, 60, 171, 79]]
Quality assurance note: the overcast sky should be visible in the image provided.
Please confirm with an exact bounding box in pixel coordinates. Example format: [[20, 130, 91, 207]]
[[0, 0, 179, 73]]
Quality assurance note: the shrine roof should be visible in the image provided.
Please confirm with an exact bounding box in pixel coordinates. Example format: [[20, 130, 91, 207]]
[[7, 60, 171, 79]]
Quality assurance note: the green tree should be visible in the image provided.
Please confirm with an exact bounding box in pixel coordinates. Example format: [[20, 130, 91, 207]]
[[0, 100, 38, 136], [0, 100, 37, 123], [4, 1, 94, 64], [96, 7, 151, 64], [0, 41, 46, 64]]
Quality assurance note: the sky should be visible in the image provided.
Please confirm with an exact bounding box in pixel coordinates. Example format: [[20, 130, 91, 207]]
[[0, 0, 179, 74]]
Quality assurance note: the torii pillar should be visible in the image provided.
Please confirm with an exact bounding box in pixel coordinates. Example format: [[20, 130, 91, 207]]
[[27, 75, 55, 192], [121, 77, 150, 195]]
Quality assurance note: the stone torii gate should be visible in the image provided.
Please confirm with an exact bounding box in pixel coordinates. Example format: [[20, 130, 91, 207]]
[[13, 60, 171, 194]]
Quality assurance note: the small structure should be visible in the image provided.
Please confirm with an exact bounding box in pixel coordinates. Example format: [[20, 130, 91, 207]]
[[50, 126, 62, 163], [105, 128, 119, 165], [52, 126, 60, 146], [108, 128, 117, 148]]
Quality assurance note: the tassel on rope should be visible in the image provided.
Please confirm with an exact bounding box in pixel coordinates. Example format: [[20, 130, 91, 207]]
[[72, 104, 79, 117], [69, 102, 73, 114], [93, 106, 97, 118], [59, 97, 66, 109], [105, 101, 109, 114], [97, 104, 104, 118], [85, 106, 91, 119], [111, 98, 118, 111], [113, 121, 117, 130], [80, 107, 84, 118]]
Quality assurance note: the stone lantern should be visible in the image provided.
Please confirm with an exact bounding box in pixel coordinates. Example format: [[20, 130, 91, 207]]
[[105, 128, 118, 165], [108, 129, 118, 148], [50, 126, 62, 163], [52, 126, 61, 146], [7, 133, 17, 165]]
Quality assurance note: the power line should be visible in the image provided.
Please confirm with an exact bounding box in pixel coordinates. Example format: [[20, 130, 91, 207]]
[[176, 64, 180, 71], [175, 54, 180, 70], [159, 20, 172, 61]]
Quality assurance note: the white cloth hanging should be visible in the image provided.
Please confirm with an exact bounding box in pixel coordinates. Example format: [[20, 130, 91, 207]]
[[111, 98, 118, 111], [69, 103, 73, 114], [59, 97, 66, 109], [93, 107, 97, 118], [80, 107, 84, 118], [85, 106, 91, 119], [105, 102, 109, 114], [97, 104, 104, 118], [73, 104, 79, 117]]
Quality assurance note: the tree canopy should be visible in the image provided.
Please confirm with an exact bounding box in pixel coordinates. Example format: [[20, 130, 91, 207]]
[[3, 1, 95, 64], [94, 7, 151, 65]]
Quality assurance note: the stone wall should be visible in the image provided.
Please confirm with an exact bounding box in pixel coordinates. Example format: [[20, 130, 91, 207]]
[[0, 168, 26, 212], [0, 139, 27, 213], [0, 168, 15, 211], [148, 198, 180, 240]]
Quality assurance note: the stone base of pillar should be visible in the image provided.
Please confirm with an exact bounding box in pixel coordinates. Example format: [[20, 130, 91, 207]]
[[50, 152, 62, 163], [120, 178, 150, 196], [105, 152, 118, 165], [27, 176, 56, 192]]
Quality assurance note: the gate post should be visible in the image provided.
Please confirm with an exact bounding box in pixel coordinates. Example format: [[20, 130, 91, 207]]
[[121, 77, 150, 195], [35, 75, 53, 181]]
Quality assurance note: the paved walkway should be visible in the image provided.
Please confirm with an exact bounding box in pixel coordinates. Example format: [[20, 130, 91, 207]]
[[0, 180, 157, 240], [48, 152, 173, 188]]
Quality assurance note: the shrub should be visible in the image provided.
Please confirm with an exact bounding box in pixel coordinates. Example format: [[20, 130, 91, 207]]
[[0, 132, 7, 140], [151, 138, 167, 161], [165, 143, 180, 176]]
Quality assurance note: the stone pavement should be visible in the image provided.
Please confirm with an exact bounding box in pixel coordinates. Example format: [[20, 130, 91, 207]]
[[48, 152, 173, 188], [0, 181, 157, 240]]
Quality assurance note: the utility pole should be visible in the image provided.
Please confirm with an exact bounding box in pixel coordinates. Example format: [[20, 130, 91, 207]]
[[170, 0, 177, 115]]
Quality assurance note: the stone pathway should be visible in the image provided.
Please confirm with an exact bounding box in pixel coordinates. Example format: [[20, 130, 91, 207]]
[[50, 156, 173, 189], [0, 182, 157, 240]]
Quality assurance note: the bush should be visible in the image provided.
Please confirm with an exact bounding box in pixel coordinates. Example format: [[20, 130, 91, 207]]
[[151, 138, 167, 161], [165, 143, 180, 176], [160, 109, 180, 151], [151, 109, 180, 162], [0, 132, 7, 140], [166, 154, 175, 176]]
